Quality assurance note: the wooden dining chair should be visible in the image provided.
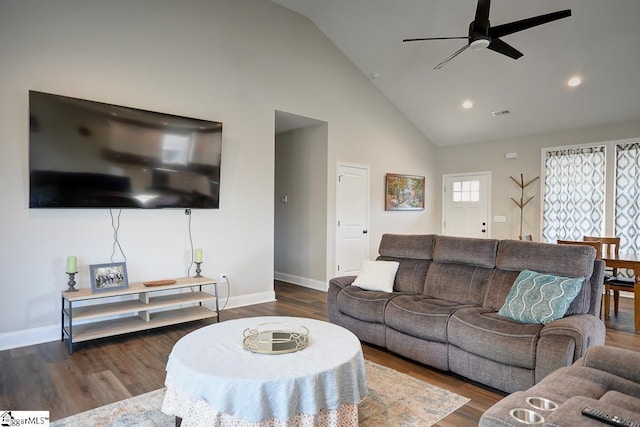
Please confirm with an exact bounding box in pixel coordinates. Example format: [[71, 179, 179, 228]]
[[557, 239, 602, 254], [583, 236, 632, 319], [583, 236, 620, 261]]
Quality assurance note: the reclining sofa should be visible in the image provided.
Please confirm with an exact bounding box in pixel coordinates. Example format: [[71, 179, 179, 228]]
[[327, 234, 606, 393], [479, 345, 640, 426]]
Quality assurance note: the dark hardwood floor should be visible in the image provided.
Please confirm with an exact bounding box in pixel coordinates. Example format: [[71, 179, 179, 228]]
[[1, 281, 638, 425]]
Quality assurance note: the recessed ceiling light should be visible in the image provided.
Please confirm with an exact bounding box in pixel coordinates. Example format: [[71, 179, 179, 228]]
[[567, 76, 582, 87], [462, 100, 473, 109]]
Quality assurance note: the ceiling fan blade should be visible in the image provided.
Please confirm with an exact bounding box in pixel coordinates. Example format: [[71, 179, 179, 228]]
[[434, 44, 470, 69], [487, 38, 523, 59], [403, 36, 468, 43], [489, 9, 571, 38], [474, 0, 491, 33]]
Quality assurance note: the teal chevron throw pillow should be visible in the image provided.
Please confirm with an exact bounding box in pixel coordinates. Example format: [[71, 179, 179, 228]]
[[498, 270, 584, 325]]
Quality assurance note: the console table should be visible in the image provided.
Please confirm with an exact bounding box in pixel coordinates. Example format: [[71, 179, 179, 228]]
[[61, 277, 219, 354]]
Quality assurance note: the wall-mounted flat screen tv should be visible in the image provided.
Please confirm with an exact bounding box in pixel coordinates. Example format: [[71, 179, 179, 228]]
[[29, 90, 222, 209]]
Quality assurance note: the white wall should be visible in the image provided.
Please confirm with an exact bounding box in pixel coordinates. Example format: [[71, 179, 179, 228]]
[[437, 120, 640, 240], [274, 124, 328, 289], [0, 0, 438, 348]]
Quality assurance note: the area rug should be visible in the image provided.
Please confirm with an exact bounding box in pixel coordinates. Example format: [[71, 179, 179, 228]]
[[52, 360, 470, 426]]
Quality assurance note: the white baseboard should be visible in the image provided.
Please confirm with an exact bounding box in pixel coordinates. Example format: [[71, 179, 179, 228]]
[[217, 290, 276, 310], [0, 324, 60, 352], [0, 290, 276, 351], [274, 271, 327, 291]]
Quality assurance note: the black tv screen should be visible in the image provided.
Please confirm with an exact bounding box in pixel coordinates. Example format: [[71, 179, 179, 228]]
[[29, 91, 222, 209]]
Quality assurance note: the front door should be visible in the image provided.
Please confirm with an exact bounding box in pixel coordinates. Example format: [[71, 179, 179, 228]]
[[335, 163, 370, 276], [442, 172, 491, 238]]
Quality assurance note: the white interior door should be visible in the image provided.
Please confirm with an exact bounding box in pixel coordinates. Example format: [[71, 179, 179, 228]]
[[336, 163, 370, 276], [443, 172, 491, 238]]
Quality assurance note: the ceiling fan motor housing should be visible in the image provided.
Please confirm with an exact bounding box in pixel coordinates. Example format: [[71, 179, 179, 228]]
[[469, 21, 491, 50]]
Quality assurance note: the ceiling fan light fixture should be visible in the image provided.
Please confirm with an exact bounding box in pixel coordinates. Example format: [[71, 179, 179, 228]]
[[470, 38, 490, 51]]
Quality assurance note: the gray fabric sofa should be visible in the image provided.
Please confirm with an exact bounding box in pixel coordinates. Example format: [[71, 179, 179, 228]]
[[479, 345, 640, 426], [327, 234, 606, 393]]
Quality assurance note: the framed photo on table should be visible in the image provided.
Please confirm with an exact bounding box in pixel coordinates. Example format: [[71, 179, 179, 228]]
[[385, 173, 425, 211], [90, 262, 129, 293]]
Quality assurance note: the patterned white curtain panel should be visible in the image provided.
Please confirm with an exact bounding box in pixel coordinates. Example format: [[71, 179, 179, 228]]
[[615, 142, 640, 276], [616, 142, 640, 252], [543, 146, 606, 243]]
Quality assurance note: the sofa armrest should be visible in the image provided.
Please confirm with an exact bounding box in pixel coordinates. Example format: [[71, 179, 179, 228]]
[[328, 275, 357, 290], [534, 314, 606, 382], [327, 275, 357, 324], [580, 345, 640, 384], [540, 314, 606, 359]]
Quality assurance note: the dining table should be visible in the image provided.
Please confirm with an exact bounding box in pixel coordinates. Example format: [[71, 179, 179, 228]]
[[601, 252, 640, 331]]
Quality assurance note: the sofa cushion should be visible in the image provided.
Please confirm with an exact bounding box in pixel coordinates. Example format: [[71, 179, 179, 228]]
[[336, 287, 396, 323], [352, 260, 399, 292], [498, 270, 584, 325], [482, 269, 522, 311], [448, 307, 543, 369], [545, 395, 640, 427], [376, 255, 430, 294], [378, 234, 435, 260], [376, 234, 434, 293], [496, 239, 595, 278], [494, 240, 596, 315], [385, 295, 477, 343], [423, 262, 492, 305], [432, 235, 498, 268], [600, 390, 640, 412], [582, 346, 640, 386]]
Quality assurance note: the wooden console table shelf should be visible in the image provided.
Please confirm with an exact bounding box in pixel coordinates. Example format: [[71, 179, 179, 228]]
[[61, 277, 219, 354]]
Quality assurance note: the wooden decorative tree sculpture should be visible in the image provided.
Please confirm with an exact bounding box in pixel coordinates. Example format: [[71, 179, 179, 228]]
[[510, 174, 539, 238]]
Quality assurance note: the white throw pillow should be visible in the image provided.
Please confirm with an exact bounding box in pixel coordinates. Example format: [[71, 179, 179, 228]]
[[352, 260, 400, 292]]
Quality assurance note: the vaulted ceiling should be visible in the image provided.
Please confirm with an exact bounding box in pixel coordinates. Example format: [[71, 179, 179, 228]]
[[272, 0, 640, 146]]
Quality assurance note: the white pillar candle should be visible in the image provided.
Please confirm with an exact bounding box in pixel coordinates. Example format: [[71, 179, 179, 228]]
[[195, 249, 203, 263], [66, 256, 77, 273]]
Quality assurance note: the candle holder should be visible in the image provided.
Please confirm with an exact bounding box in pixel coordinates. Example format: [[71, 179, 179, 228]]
[[194, 262, 203, 278], [66, 272, 79, 292]]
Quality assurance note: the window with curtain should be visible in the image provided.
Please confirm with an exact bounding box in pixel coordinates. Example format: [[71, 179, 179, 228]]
[[542, 146, 606, 242], [615, 142, 640, 255]]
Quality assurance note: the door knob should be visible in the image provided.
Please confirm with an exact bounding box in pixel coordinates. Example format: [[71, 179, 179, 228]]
[[363, 230, 368, 234]]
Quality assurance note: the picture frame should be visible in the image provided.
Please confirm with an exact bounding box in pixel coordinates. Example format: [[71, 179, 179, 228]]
[[385, 173, 425, 211], [90, 262, 129, 293]]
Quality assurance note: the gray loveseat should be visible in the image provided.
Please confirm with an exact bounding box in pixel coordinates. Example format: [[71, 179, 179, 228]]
[[328, 234, 606, 393], [479, 345, 640, 426]]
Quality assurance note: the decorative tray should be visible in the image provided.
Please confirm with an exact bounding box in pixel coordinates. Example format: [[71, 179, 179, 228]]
[[143, 279, 177, 287], [243, 322, 309, 354]]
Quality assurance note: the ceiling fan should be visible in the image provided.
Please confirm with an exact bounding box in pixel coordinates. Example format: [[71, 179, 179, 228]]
[[403, 0, 571, 69]]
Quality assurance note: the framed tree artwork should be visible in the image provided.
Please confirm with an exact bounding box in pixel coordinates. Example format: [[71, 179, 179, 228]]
[[385, 173, 425, 211]]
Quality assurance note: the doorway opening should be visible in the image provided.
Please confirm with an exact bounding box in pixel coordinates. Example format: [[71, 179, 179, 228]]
[[274, 110, 328, 290]]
